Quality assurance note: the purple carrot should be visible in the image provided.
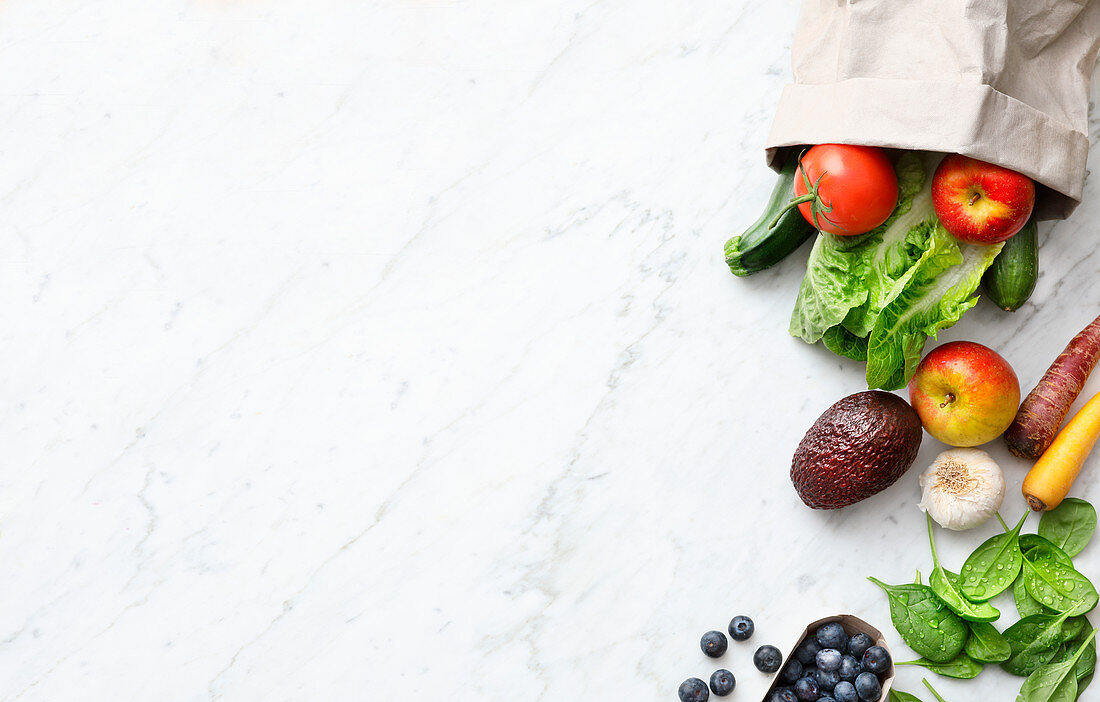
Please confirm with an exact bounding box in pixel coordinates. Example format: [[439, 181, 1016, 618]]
[[1006, 313, 1100, 459]]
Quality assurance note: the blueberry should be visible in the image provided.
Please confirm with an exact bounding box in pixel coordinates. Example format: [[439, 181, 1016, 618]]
[[838, 655, 860, 681], [793, 676, 820, 702], [818, 698, 836, 702], [854, 672, 881, 701], [754, 645, 784, 673], [678, 678, 709, 702], [816, 623, 849, 652], [701, 631, 728, 658], [860, 646, 891, 675], [814, 668, 839, 691], [728, 615, 755, 641], [770, 689, 798, 702], [780, 660, 804, 684], [816, 648, 843, 672], [709, 669, 735, 697], [800, 666, 817, 682], [847, 633, 873, 658], [833, 681, 858, 702], [795, 639, 823, 665]]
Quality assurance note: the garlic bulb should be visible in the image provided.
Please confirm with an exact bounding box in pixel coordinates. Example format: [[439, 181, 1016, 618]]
[[918, 448, 1005, 530]]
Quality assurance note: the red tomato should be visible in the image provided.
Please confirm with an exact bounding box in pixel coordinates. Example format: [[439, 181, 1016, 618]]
[[792, 144, 899, 236]]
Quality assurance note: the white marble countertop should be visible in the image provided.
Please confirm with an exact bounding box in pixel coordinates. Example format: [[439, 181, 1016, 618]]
[[5, 1, 1100, 700]]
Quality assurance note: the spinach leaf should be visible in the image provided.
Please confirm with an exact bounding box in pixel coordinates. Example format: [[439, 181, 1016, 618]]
[[1001, 609, 1080, 677], [1021, 534, 1075, 567], [1016, 630, 1096, 702], [1053, 627, 1097, 683], [1062, 617, 1088, 645], [1017, 658, 1079, 702], [966, 621, 1012, 664], [1078, 639, 1096, 683], [926, 515, 1000, 622], [1022, 557, 1098, 616], [890, 691, 925, 702], [897, 651, 983, 678], [869, 576, 968, 663], [960, 511, 1027, 601], [1039, 498, 1097, 557], [1017, 572, 1053, 618]]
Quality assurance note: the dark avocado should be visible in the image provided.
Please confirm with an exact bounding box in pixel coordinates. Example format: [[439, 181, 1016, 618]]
[[791, 391, 922, 509]]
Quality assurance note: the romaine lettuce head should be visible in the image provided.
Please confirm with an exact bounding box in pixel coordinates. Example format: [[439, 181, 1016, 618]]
[[789, 151, 1005, 390]]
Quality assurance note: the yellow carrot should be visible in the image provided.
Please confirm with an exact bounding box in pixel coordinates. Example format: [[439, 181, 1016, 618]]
[[1023, 389, 1100, 511]]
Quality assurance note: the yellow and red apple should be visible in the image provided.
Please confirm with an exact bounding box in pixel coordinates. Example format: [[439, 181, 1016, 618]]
[[908, 341, 1020, 447], [931, 155, 1035, 244]]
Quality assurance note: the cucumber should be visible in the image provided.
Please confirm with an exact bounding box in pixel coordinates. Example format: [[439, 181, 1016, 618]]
[[724, 158, 816, 277], [982, 215, 1038, 312]]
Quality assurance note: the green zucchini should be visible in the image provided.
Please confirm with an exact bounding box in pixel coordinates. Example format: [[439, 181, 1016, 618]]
[[724, 158, 816, 277], [982, 215, 1038, 312]]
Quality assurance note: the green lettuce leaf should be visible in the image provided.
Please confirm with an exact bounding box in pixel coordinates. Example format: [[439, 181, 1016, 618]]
[[839, 153, 933, 338], [788, 233, 873, 344], [865, 225, 1003, 389], [823, 325, 869, 361]]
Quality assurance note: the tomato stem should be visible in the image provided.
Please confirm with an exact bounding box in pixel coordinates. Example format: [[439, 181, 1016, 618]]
[[768, 193, 817, 229], [769, 152, 841, 232]]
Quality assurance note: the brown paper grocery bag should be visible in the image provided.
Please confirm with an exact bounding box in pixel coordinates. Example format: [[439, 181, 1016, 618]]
[[765, 0, 1100, 219]]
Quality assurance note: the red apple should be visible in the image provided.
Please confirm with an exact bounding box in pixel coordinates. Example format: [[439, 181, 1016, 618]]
[[908, 341, 1020, 447], [931, 154, 1035, 244]]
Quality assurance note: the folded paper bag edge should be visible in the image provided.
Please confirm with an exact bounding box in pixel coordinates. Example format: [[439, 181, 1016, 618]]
[[764, 77, 1089, 220]]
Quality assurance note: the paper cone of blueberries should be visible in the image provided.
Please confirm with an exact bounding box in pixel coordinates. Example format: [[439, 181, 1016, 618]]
[[762, 615, 894, 702]]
